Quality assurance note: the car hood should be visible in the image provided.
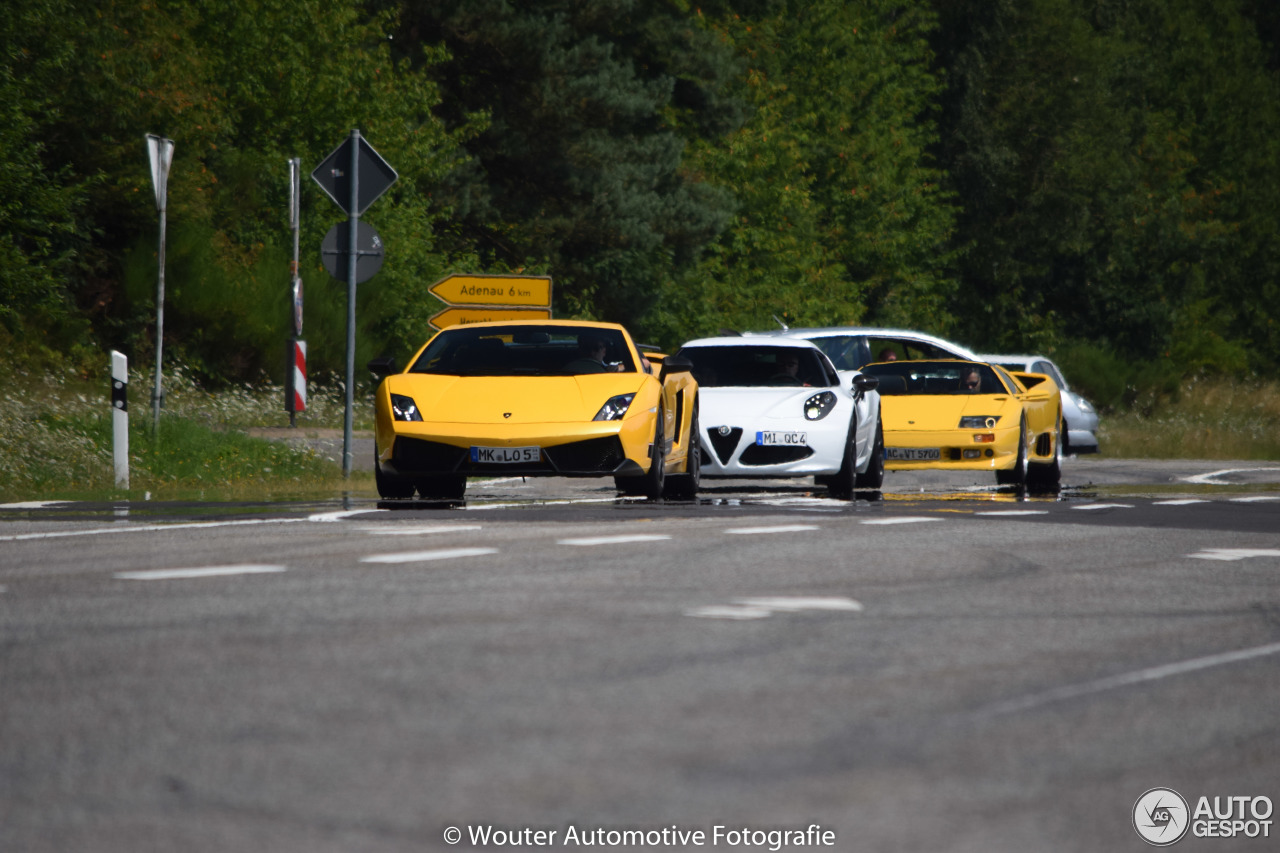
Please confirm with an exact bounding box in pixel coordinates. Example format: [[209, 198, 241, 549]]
[[701, 386, 836, 422], [385, 373, 647, 424], [881, 395, 1018, 430]]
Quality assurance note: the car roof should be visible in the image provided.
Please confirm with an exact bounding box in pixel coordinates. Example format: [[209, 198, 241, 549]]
[[749, 326, 979, 357], [435, 318, 626, 332], [680, 335, 825, 349]]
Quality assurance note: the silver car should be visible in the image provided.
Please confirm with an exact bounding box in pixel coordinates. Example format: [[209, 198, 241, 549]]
[[749, 326, 979, 372], [978, 354, 1100, 455]]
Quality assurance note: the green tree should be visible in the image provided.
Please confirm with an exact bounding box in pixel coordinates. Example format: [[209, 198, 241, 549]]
[[390, 0, 742, 328]]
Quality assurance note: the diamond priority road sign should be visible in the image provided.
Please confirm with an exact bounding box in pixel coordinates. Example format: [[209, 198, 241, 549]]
[[311, 134, 397, 216]]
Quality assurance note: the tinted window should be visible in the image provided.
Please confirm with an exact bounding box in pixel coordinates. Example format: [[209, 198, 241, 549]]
[[677, 345, 835, 388], [862, 361, 1009, 395], [409, 325, 636, 376]]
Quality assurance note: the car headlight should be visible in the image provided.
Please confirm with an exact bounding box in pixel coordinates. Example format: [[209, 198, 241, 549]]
[[593, 393, 635, 421], [390, 393, 423, 422], [804, 391, 837, 421], [959, 416, 1000, 429]]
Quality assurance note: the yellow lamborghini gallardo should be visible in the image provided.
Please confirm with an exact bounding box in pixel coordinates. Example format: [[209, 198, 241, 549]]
[[368, 320, 700, 500], [860, 360, 1063, 490]]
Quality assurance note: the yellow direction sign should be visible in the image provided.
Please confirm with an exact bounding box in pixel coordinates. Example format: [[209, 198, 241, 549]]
[[429, 274, 552, 308], [429, 306, 552, 330]]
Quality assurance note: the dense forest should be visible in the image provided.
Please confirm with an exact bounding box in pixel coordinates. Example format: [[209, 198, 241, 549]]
[[3, 0, 1279, 406]]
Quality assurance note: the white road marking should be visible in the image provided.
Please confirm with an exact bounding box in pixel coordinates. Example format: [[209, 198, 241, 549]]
[[689, 596, 862, 619], [0, 501, 69, 510], [686, 605, 773, 620], [860, 516, 941, 525], [1187, 548, 1280, 562], [1182, 467, 1280, 485], [115, 565, 287, 581], [360, 548, 498, 564], [307, 509, 389, 522], [359, 525, 482, 535], [736, 596, 862, 612], [468, 497, 640, 511], [0, 517, 302, 542], [975, 510, 1050, 516], [558, 534, 672, 546], [1230, 495, 1280, 503], [1072, 503, 1134, 510], [1153, 499, 1210, 506], [725, 525, 821, 535], [976, 641, 1280, 717]]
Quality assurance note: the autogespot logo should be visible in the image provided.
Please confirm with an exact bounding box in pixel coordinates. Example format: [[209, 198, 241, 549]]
[[1134, 787, 1191, 846]]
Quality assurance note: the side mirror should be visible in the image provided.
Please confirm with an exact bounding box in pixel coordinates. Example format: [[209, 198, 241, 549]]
[[366, 356, 396, 377], [852, 374, 879, 394], [659, 355, 693, 379]]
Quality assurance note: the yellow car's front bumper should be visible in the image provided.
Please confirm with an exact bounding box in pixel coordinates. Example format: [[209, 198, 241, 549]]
[[881, 426, 1021, 472]]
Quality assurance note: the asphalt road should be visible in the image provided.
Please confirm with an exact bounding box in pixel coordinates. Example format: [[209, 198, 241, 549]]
[[1, 458, 1278, 852]]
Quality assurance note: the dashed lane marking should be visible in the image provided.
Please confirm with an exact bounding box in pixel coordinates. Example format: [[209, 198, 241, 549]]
[[1072, 503, 1135, 511], [974, 510, 1051, 516], [359, 525, 483, 535], [557, 534, 673, 546], [360, 548, 498, 564], [689, 596, 862, 620], [1187, 548, 1280, 562], [1154, 499, 1211, 506], [860, 516, 942, 525], [115, 565, 287, 581], [725, 525, 821, 535]]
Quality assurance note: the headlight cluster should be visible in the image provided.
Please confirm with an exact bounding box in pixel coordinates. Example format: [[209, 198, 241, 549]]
[[390, 393, 423, 422], [804, 391, 837, 421], [593, 393, 635, 421], [959, 416, 1000, 429]]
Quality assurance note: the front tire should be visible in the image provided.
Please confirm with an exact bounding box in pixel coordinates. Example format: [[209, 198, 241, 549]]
[[375, 447, 415, 499], [996, 416, 1029, 489], [855, 417, 885, 491], [616, 405, 666, 499], [828, 416, 859, 499], [663, 401, 700, 499]]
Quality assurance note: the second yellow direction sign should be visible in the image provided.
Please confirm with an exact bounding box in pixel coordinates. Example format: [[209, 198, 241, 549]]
[[429, 307, 552, 329], [429, 274, 552, 308]]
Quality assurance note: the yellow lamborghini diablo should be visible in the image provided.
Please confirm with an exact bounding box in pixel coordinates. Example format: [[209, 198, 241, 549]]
[[368, 320, 700, 500], [860, 360, 1063, 490]]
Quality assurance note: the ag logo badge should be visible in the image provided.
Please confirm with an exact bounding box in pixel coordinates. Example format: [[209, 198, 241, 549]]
[[1133, 787, 1190, 846]]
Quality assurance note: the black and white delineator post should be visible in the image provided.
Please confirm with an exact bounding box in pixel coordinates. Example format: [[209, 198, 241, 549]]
[[111, 350, 129, 489], [146, 133, 175, 438]]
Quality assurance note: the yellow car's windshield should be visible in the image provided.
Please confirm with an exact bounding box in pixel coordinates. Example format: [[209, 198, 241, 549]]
[[862, 361, 1010, 395], [409, 325, 637, 376]]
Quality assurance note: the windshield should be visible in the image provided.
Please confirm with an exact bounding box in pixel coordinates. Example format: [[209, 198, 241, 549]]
[[676, 345, 836, 388], [861, 361, 1011, 396], [409, 326, 637, 376]]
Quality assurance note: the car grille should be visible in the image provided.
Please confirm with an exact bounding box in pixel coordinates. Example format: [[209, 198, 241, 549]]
[[707, 427, 742, 465], [543, 437, 627, 474], [738, 444, 814, 466]]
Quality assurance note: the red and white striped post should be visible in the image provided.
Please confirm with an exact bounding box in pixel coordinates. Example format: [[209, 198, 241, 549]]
[[285, 338, 307, 423]]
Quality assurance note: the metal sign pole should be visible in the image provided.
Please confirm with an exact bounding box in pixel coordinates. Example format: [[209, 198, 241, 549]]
[[344, 130, 361, 478], [146, 134, 174, 439]]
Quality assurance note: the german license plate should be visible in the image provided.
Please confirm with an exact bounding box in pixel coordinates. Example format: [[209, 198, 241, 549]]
[[756, 431, 807, 446], [470, 445, 540, 463], [886, 447, 940, 461]]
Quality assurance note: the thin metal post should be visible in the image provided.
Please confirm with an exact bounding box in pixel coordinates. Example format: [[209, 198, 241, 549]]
[[344, 130, 360, 478], [153, 205, 166, 437]]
